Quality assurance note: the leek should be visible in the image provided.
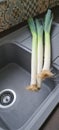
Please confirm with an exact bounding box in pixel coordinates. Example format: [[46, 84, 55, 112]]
[[36, 19, 43, 88], [39, 9, 54, 80], [26, 18, 38, 91]]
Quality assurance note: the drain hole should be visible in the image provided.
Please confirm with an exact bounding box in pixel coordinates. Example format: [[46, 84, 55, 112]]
[[0, 92, 14, 106], [0, 89, 16, 108]]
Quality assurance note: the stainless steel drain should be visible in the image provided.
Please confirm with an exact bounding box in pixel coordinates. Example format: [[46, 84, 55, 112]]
[[0, 89, 16, 108]]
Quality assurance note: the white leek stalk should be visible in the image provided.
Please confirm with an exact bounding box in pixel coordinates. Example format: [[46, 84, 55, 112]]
[[39, 9, 54, 80], [36, 19, 43, 88], [26, 18, 38, 91]]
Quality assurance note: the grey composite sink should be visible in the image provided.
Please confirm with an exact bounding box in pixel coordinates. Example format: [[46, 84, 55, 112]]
[[0, 23, 59, 130]]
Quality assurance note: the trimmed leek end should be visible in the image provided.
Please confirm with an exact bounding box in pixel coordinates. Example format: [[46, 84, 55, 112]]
[[35, 19, 43, 36], [26, 85, 40, 91], [28, 17, 36, 35], [44, 9, 53, 33], [38, 70, 54, 80]]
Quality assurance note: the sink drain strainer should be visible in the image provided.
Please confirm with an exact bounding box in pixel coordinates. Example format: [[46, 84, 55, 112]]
[[0, 89, 16, 108]]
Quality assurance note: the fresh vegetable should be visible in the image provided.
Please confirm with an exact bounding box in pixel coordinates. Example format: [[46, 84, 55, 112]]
[[26, 18, 38, 91], [39, 9, 54, 80], [36, 19, 43, 88], [26, 9, 53, 91]]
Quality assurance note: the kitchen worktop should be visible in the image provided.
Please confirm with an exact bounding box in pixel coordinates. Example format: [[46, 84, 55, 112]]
[[40, 104, 59, 130]]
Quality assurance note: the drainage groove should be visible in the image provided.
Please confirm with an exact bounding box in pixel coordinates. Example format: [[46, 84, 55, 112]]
[[0, 89, 16, 108]]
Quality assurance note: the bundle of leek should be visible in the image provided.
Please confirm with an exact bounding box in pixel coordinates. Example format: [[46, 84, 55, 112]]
[[26, 9, 53, 91], [39, 9, 54, 80]]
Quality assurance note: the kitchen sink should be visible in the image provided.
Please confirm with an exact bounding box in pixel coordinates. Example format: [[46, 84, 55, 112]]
[[0, 23, 59, 130]]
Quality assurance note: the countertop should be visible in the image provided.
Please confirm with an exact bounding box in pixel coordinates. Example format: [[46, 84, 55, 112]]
[[40, 104, 59, 130]]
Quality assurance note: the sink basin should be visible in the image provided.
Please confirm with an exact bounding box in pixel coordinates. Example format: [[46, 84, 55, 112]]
[[0, 23, 59, 130]]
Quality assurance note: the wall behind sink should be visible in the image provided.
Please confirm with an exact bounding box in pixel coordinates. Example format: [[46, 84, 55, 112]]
[[0, 0, 59, 32]]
